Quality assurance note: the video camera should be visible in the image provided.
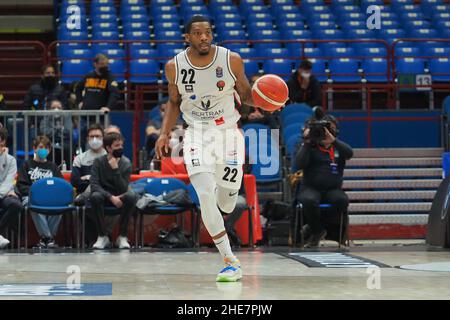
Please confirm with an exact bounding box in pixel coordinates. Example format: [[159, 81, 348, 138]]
[[306, 107, 338, 145]]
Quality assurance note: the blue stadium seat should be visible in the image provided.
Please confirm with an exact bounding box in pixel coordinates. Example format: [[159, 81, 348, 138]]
[[379, 20, 401, 29], [282, 29, 312, 41], [121, 0, 145, 9], [150, 5, 177, 16], [303, 5, 331, 15], [123, 22, 149, 33], [325, 47, 355, 58], [435, 20, 450, 35], [356, 46, 387, 58], [92, 21, 119, 32], [424, 47, 450, 58], [362, 58, 389, 82], [121, 5, 147, 17], [157, 43, 185, 58], [91, 5, 116, 17], [92, 30, 119, 41], [262, 48, 289, 59], [309, 13, 335, 22], [154, 30, 183, 41], [210, 4, 239, 17], [309, 20, 336, 31], [317, 42, 344, 55], [338, 12, 365, 23], [404, 20, 432, 30], [151, 0, 173, 6], [329, 58, 361, 82], [130, 47, 159, 59], [101, 48, 126, 59], [272, 4, 300, 18], [282, 123, 303, 143], [253, 42, 282, 53], [57, 43, 88, 59], [281, 111, 311, 128], [395, 58, 426, 76], [286, 134, 302, 158], [108, 59, 126, 82], [91, 43, 121, 55], [240, 0, 265, 14], [360, 0, 383, 11], [340, 20, 366, 31], [262, 59, 293, 80], [345, 29, 377, 40], [152, 14, 180, 25], [379, 29, 406, 44], [214, 13, 242, 24], [58, 30, 88, 41], [400, 12, 425, 22], [209, 0, 233, 6], [429, 58, 450, 82], [394, 46, 421, 58], [129, 59, 160, 83], [276, 12, 304, 23], [182, 6, 210, 20], [409, 28, 439, 39], [393, 4, 422, 14], [91, 14, 118, 24], [124, 30, 151, 41], [313, 29, 345, 40], [180, 0, 203, 7], [216, 21, 243, 32], [90, 0, 114, 9], [281, 103, 312, 121], [243, 59, 260, 76], [216, 29, 246, 43], [247, 21, 273, 32], [154, 21, 181, 33], [301, 47, 323, 58], [122, 13, 149, 24], [250, 28, 281, 41], [278, 21, 305, 34], [246, 13, 273, 24], [64, 48, 93, 60], [234, 47, 258, 61], [61, 59, 91, 83], [272, 0, 295, 5], [421, 0, 444, 18], [330, 0, 354, 7]]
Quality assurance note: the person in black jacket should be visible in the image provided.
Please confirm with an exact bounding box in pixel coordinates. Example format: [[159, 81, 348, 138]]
[[23, 65, 68, 110], [294, 114, 353, 248], [89, 132, 137, 249], [16, 135, 63, 249], [286, 60, 322, 107], [76, 53, 119, 112]]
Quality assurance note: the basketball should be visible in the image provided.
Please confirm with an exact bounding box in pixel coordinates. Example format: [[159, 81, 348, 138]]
[[251, 74, 289, 112]]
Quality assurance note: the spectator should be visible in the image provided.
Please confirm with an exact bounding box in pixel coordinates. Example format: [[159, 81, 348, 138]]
[[0, 93, 6, 110], [89, 132, 137, 249], [39, 99, 74, 168], [286, 60, 322, 107], [0, 128, 22, 248], [76, 53, 119, 112], [241, 74, 278, 129], [17, 135, 63, 249], [71, 124, 106, 205], [23, 64, 67, 110], [294, 114, 352, 248], [104, 125, 121, 135]]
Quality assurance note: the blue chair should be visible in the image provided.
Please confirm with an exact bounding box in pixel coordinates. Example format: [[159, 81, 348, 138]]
[[243, 59, 260, 76], [214, 13, 242, 24], [130, 47, 159, 59], [285, 133, 302, 158], [301, 48, 323, 59], [121, 5, 147, 16], [234, 47, 257, 60], [278, 21, 305, 34], [276, 12, 304, 23], [325, 47, 355, 59], [129, 59, 160, 83], [395, 58, 426, 76], [329, 58, 361, 83], [295, 58, 327, 82], [157, 43, 185, 58], [309, 20, 336, 32], [340, 20, 366, 31], [121, 13, 150, 24], [61, 59, 91, 84], [92, 30, 119, 41], [210, 4, 239, 17], [282, 122, 303, 143], [63, 48, 93, 60], [152, 13, 180, 24], [345, 29, 377, 41], [246, 13, 273, 24], [281, 111, 311, 128], [429, 58, 450, 82], [25, 177, 79, 249], [136, 178, 193, 247], [400, 12, 424, 22], [281, 103, 313, 119], [362, 58, 389, 82], [217, 29, 246, 43], [356, 46, 387, 59], [394, 46, 421, 59], [247, 21, 273, 33], [262, 48, 289, 59], [404, 20, 431, 30], [153, 21, 180, 33], [409, 28, 439, 39], [124, 30, 151, 41], [92, 21, 119, 32], [282, 29, 312, 42], [91, 43, 121, 55], [57, 43, 89, 59], [154, 30, 183, 41], [379, 20, 401, 29], [108, 59, 126, 82], [91, 14, 118, 24], [424, 47, 450, 58], [91, 5, 116, 16], [338, 12, 365, 23], [123, 22, 149, 33], [262, 59, 293, 81], [150, 5, 177, 16], [58, 30, 88, 41], [121, 0, 145, 9], [242, 4, 269, 16], [314, 29, 345, 41], [379, 29, 406, 44]]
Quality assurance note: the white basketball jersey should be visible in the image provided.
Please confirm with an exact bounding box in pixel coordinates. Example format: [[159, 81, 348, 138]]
[[174, 45, 241, 129]]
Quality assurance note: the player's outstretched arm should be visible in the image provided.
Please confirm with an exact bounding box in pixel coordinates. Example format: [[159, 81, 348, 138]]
[[230, 52, 255, 116], [155, 60, 182, 159]]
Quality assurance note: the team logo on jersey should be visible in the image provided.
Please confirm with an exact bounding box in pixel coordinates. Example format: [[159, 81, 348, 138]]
[[216, 80, 225, 91], [199, 100, 213, 111], [185, 84, 194, 93], [216, 66, 223, 78]]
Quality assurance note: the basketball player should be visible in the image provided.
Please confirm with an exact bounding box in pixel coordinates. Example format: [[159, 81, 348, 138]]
[[156, 15, 256, 282]]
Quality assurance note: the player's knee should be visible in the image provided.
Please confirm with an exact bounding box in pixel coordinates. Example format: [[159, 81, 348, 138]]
[[217, 197, 237, 214]]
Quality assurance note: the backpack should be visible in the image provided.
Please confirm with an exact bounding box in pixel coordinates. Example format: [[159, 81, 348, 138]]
[[157, 225, 193, 248], [262, 199, 293, 221]]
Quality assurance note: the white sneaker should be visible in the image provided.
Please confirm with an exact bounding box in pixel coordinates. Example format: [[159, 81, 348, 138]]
[[216, 257, 243, 282], [92, 236, 110, 249], [0, 235, 10, 249], [115, 236, 130, 249]]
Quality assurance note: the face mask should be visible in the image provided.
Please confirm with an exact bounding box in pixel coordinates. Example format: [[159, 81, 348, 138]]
[[36, 148, 49, 159], [301, 72, 311, 79], [99, 66, 109, 76], [112, 148, 124, 158], [53, 108, 62, 118], [43, 76, 57, 87], [88, 137, 103, 150], [169, 138, 179, 149]]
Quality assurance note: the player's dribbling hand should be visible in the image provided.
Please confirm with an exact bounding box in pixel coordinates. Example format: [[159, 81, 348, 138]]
[[155, 134, 170, 159]]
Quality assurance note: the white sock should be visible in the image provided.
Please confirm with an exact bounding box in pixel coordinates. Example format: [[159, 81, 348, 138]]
[[213, 233, 235, 260]]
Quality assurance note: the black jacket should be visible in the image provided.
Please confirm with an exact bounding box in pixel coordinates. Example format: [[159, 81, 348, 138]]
[[76, 71, 119, 110], [90, 155, 132, 199], [295, 139, 353, 191], [286, 71, 322, 107], [23, 79, 68, 110]]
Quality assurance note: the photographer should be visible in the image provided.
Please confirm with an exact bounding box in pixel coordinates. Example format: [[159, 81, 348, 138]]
[[294, 107, 353, 248]]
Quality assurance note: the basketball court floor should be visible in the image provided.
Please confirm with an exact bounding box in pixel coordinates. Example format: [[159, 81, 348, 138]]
[[0, 241, 449, 300]]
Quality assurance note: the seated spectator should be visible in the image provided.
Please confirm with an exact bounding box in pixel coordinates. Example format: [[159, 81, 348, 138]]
[[294, 112, 352, 248], [89, 132, 137, 249], [39, 99, 74, 168], [241, 74, 278, 129], [23, 64, 67, 110], [0, 128, 23, 248], [286, 60, 322, 107], [16, 135, 63, 249], [71, 124, 106, 205]]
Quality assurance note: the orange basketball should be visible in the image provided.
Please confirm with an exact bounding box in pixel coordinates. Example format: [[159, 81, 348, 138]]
[[251, 74, 289, 112]]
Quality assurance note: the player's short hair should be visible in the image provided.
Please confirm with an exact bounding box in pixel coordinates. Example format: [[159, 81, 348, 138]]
[[185, 15, 212, 33], [299, 60, 313, 70], [103, 132, 124, 149], [33, 135, 52, 149]]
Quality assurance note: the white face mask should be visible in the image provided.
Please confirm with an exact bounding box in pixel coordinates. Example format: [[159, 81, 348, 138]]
[[301, 72, 311, 79], [88, 137, 103, 150], [169, 138, 179, 149]]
